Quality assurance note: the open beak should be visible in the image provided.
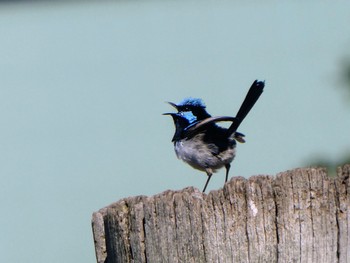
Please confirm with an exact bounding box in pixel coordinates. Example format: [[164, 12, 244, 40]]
[[163, 102, 178, 116]]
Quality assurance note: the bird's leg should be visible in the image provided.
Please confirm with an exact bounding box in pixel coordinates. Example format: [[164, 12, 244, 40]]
[[202, 169, 213, 193], [225, 163, 231, 183]]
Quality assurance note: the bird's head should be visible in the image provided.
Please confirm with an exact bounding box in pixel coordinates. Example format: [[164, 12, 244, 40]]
[[164, 98, 212, 141], [166, 97, 211, 121]]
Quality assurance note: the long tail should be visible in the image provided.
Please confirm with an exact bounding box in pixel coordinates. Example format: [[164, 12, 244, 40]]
[[227, 80, 265, 136]]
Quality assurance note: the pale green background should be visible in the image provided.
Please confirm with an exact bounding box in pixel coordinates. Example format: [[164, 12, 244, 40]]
[[1, 1, 350, 262]]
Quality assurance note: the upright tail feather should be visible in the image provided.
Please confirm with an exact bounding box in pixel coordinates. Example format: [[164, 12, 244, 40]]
[[227, 80, 265, 136]]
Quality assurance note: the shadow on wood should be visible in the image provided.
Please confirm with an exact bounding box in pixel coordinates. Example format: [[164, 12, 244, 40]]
[[92, 165, 350, 263]]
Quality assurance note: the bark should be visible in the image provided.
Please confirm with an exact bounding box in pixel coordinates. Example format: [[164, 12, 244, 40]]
[[92, 165, 350, 263]]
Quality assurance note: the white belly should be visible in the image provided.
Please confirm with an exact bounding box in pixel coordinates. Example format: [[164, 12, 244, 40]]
[[174, 137, 236, 173]]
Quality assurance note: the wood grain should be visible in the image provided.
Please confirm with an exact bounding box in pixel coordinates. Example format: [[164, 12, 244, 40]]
[[92, 165, 350, 263]]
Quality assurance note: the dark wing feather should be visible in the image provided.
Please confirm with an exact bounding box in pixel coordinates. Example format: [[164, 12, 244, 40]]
[[184, 116, 238, 138]]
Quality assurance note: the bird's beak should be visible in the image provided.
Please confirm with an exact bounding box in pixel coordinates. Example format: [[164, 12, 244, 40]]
[[166, 101, 178, 110], [163, 102, 178, 116], [163, 112, 181, 119]]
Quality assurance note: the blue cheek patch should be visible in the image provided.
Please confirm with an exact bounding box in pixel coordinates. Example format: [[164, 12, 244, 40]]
[[180, 111, 197, 124]]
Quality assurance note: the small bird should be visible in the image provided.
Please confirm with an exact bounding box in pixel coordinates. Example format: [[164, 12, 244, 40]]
[[164, 80, 265, 192]]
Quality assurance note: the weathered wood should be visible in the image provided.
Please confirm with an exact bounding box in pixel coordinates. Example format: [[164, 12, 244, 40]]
[[92, 165, 350, 263]]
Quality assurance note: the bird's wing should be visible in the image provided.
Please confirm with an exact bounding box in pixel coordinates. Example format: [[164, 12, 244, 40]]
[[184, 116, 238, 137]]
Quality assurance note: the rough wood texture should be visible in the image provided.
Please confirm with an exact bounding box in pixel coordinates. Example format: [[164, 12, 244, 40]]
[[92, 165, 350, 263]]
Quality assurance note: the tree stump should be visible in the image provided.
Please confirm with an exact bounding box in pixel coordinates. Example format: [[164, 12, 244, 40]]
[[92, 165, 350, 263]]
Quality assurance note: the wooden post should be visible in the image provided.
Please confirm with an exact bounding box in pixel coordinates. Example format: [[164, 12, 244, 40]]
[[92, 165, 350, 263]]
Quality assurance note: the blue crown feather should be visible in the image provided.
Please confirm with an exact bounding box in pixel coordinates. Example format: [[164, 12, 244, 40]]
[[178, 97, 206, 108]]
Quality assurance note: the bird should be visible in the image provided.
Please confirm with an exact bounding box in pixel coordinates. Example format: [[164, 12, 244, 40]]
[[163, 80, 265, 192]]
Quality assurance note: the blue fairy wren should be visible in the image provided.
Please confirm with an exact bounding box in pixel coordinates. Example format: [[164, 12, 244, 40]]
[[164, 80, 265, 192]]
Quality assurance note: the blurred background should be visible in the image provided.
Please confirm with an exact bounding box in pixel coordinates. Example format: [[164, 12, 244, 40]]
[[1, 1, 350, 262]]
